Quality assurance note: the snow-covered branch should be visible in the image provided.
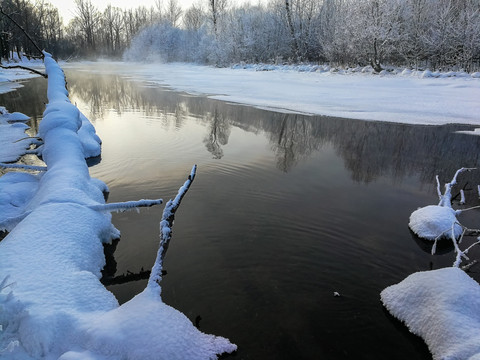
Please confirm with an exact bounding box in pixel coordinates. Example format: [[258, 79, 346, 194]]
[[0, 64, 47, 78], [438, 167, 475, 207], [148, 165, 197, 291], [88, 199, 163, 213]]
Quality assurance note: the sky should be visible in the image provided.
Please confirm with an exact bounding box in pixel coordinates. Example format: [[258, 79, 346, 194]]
[[46, 0, 256, 25]]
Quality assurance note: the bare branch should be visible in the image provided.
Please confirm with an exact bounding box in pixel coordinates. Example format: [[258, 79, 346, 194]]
[[0, 7, 44, 59], [0, 64, 47, 78], [0, 163, 47, 171]]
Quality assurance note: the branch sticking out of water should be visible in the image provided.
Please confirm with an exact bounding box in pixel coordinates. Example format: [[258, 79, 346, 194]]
[[148, 165, 197, 293], [0, 64, 47, 78], [88, 199, 163, 213], [438, 167, 476, 207]]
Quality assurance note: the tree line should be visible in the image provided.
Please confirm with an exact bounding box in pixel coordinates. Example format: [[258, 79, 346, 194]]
[[1, 0, 479, 71], [126, 0, 480, 71]]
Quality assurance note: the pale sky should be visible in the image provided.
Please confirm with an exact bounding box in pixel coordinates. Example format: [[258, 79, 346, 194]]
[[46, 0, 257, 25]]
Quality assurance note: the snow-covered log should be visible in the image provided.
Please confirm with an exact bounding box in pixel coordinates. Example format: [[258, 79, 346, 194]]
[[0, 53, 236, 359]]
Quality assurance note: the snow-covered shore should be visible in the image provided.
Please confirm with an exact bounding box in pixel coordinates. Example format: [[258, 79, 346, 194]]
[[0, 66, 40, 94], [69, 61, 480, 126]]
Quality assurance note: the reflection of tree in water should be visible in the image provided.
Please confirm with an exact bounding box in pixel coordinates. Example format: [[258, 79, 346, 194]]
[[268, 114, 324, 172], [52, 69, 480, 186], [232, 110, 480, 185], [203, 107, 231, 159], [65, 70, 189, 124], [0, 77, 48, 134], [330, 120, 480, 185]]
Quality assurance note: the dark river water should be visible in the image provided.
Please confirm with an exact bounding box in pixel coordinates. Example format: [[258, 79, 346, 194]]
[[3, 64, 480, 359]]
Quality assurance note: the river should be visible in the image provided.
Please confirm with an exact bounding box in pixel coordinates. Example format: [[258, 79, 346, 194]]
[[2, 63, 480, 359]]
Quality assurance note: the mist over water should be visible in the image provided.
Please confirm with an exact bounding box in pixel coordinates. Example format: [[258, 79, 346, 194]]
[[3, 65, 480, 359]]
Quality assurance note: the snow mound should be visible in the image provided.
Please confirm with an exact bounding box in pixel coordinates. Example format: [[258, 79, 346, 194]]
[[0, 107, 30, 122], [409, 205, 462, 240], [0, 172, 40, 231], [0, 108, 34, 163], [79, 287, 237, 360], [381, 267, 480, 360]]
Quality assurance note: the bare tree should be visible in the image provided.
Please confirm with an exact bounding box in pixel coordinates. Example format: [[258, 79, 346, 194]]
[[183, 3, 205, 31], [73, 0, 100, 53], [207, 0, 228, 36], [166, 0, 182, 27]]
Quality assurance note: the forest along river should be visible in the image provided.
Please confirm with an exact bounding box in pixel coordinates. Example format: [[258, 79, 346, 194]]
[[3, 64, 480, 360]]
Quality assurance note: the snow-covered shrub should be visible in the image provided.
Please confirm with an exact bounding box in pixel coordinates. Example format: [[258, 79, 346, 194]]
[[409, 204, 462, 241], [409, 168, 473, 242], [409, 168, 480, 267]]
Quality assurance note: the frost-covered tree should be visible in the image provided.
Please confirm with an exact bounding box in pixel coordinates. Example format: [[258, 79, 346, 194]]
[[122, 0, 480, 70]]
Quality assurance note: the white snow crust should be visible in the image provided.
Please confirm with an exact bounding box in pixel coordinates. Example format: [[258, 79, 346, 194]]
[[0, 53, 236, 359], [381, 267, 480, 360]]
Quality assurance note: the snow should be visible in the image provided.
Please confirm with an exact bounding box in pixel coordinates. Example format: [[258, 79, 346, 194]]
[[384, 168, 480, 357], [408, 168, 471, 241], [0, 58, 42, 95], [0, 107, 34, 163], [381, 267, 480, 360], [0, 54, 236, 359], [408, 204, 462, 241], [70, 61, 480, 126], [76, 287, 237, 360]]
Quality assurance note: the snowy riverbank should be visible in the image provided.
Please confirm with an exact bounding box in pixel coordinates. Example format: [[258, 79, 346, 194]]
[[67, 61, 480, 126], [0, 67, 39, 94]]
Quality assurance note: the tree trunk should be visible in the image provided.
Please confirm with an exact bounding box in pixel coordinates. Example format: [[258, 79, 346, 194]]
[[285, 0, 299, 61]]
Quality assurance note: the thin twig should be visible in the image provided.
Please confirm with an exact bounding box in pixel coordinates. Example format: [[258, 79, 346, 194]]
[[457, 205, 480, 213], [13, 136, 42, 143], [0, 7, 44, 59], [0, 163, 46, 171], [0, 64, 47, 78]]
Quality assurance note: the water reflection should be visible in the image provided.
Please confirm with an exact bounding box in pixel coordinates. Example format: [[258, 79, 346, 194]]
[[0, 77, 47, 134], [62, 69, 480, 185], [203, 107, 231, 159]]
